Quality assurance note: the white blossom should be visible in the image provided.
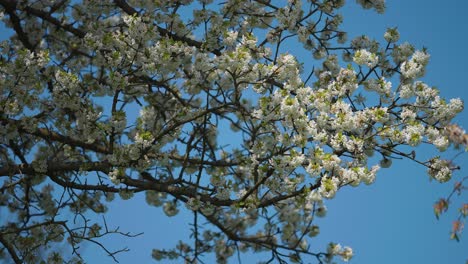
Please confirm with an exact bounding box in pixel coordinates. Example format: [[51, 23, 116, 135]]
[[353, 49, 379, 68], [384, 27, 400, 42]]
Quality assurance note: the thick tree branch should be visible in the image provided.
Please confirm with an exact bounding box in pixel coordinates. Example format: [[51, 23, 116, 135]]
[[0, 0, 35, 50], [0, 234, 22, 264], [0, 161, 111, 176], [1, 117, 111, 154], [22, 4, 86, 38]]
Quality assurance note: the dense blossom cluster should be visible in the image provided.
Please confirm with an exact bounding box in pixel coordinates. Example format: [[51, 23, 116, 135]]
[[0, 0, 465, 263]]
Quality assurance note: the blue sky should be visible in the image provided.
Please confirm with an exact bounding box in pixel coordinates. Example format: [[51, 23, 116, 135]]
[[1, 1, 467, 263]]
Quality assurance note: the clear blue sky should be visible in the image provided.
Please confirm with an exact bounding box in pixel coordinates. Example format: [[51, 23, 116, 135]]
[[1, 1, 467, 263]]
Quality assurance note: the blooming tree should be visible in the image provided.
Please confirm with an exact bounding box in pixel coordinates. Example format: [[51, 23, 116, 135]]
[[0, 0, 466, 263]]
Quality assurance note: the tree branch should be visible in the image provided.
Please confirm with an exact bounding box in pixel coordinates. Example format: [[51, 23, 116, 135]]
[[112, 0, 222, 56], [1, 117, 111, 154], [0, 234, 22, 264], [0, 0, 35, 50]]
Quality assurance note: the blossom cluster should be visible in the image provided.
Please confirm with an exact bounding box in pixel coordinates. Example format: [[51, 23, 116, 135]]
[[0, 0, 466, 263]]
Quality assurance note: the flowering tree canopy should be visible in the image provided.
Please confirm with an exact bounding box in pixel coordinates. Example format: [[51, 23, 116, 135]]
[[0, 0, 467, 263]]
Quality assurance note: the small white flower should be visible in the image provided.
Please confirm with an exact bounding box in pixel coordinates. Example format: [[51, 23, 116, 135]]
[[428, 158, 452, 182], [341, 246, 354, 262], [223, 30, 238, 46], [400, 107, 416, 121], [163, 201, 179, 217], [186, 197, 202, 211], [400, 50, 430, 79], [433, 136, 449, 151], [318, 176, 340, 199], [327, 243, 342, 255], [384, 27, 400, 42], [353, 49, 379, 68], [108, 169, 122, 185], [119, 189, 134, 200]]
